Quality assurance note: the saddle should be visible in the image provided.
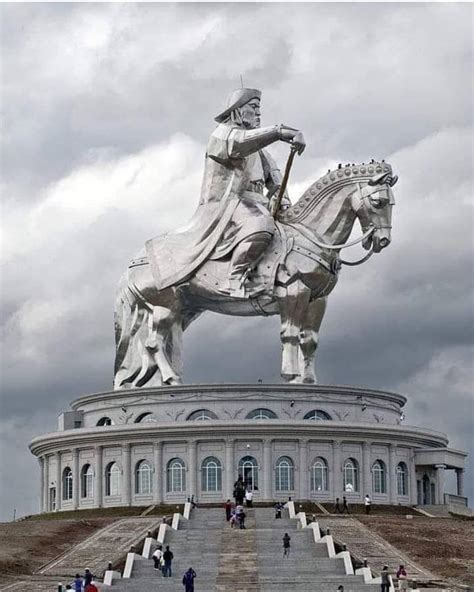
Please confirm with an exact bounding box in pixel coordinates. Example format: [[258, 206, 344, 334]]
[[194, 223, 292, 299]]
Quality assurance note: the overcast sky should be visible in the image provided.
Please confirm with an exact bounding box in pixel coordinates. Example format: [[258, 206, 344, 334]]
[[0, 3, 472, 521]]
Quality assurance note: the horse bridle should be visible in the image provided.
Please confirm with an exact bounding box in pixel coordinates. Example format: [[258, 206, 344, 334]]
[[286, 177, 393, 267]]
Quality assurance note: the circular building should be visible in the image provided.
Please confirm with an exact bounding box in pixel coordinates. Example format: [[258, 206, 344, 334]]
[[29, 383, 467, 513]]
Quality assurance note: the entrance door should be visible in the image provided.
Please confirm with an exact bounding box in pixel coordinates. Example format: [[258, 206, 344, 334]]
[[49, 487, 56, 512], [238, 456, 259, 492]]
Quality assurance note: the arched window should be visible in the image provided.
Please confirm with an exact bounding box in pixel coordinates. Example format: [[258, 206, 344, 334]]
[[343, 458, 359, 492], [62, 467, 73, 500], [97, 417, 113, 426], [187, 409, 218, 421], [372, 460, 387, 494], [275, 456, 294, 491], [310, 458, 328, 491], [81, 464, 94, 498], [167, 458, 186, 493], [246, 408, 277, 420], [396, 462, 408, 496], [201, 457, 222, 492], [238, 456, 259, 491], [135, 460, 153, 495], [135, 412, 157, 423], [304, 410, 332, 421], [105, 462, 120, 496]]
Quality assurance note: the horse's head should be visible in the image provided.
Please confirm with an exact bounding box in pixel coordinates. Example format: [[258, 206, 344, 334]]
[[351, 166, 397, 253], [280, 161, 397, 255]]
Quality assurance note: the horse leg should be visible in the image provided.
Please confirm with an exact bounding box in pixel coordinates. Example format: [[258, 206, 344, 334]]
[[299, 296, 327, 384], [145, 304, 183, 386], [277, 279, 312, 383]]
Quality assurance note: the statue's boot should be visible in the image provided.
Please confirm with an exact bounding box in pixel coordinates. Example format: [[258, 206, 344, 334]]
[[227, 232, 272, 297]]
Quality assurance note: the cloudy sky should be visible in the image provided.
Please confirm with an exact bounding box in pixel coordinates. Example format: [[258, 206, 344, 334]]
[[0, 3, 472, 521]]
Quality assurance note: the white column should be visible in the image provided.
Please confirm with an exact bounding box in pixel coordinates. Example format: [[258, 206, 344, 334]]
[[299, 439, 308, 500], [72, 448, 80, 510], [263, 440, 272, 500], [189, 439, 197, 499], [55, 452, 62, 512], [43, 455, 49, 512], [410, 455, 418, 505], [123, 443, 132, 506], [388, 444, 397, 502], [95, 446, 103, 508], [456, 469, 465, 497], [435, 464, 446, 505], [225, 439, 234, 500], [362, 441, 371, 496], [153, 442, 163, 504], [332, 441, 342, 498], [39, 458, 45, 513]]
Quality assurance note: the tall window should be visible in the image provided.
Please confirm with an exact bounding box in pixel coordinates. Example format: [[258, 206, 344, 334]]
[[343, 458, 359, 492], [275, 456, 294, 491], [201, 457, 222, 492], [187, 409, 218, 421], [372, 460, 387, 494], [238, 456, 259, 491], [105, 462, 120, 496], [304, 410, 332, 421], [62, 467, 73, 500], [311, 458, 328, 491], [81, 464, 94, 498], [246, 408, 277, 420], [167, 458, 186, 492], [397, 462, 408, 496], [135, 460, 152, 495]]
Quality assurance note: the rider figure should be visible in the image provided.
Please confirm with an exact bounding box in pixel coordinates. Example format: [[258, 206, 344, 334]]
[[145, 87, 305, 296], [209, 88, 306, 295]]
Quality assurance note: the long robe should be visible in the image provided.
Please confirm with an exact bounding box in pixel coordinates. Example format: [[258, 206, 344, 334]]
[[146, 123, 281, 291]]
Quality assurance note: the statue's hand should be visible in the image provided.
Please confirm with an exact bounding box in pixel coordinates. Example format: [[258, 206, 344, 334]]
[[291, 131, 306, 155]]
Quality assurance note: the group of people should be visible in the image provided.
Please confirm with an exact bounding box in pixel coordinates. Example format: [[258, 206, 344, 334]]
[[64, 568, 98, 591], [336, 564, 408, 592], [333, 496, 350, 514], [151, 545, 197, 591], [224, 499, 247, 529]]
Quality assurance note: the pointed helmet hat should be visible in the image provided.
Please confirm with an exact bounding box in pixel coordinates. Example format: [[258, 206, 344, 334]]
[[214, 88, 261, 123]]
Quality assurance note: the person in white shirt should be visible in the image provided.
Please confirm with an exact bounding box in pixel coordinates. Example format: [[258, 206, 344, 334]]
[[152, 546, 163, 570], [245, 489, 253, 508], [364, 494, 371, 515]]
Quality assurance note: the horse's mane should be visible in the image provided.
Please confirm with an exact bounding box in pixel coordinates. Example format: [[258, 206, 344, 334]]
[[279, 160, 392, 224]]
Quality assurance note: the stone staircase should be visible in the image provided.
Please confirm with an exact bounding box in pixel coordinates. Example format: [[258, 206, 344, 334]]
[[112, 508, 224, 592], [255, 508, 379, 592], [215, 508, 259, 592]]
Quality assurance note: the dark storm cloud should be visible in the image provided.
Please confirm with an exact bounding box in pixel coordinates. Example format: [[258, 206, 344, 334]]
[[0, 3, 472, 520]]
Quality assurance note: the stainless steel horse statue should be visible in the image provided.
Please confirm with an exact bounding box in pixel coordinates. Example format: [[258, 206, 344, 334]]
[[114, 162, 397, 389]]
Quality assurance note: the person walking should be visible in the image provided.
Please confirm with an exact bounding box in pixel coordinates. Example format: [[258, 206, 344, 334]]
[[342, 496, 349, 514], [381, 565, 390, 592], [274, 502, 282, 519], [162, 546, 174, 578], [234, 476, 245, 505], [224, 499, 232, 521], [245, 489, 253, 507], [396, 565, 408, 590], [239, 509, 246, 529], [282, 533, 291, 557], [337, 586, 345, 592], [71, 574, 83, 592], [152, 545, 163, 570], [334, 497, 342, 513], [83, 568, 93, 591], [364, 494, 371, 515], [182, 567, 197, 592]]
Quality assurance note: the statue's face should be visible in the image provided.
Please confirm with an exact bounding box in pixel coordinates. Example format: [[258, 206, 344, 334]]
[[238, 98, 261, 129]]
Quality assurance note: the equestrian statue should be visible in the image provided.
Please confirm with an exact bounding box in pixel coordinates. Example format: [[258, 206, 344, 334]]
[[114, 87, 397, 389]]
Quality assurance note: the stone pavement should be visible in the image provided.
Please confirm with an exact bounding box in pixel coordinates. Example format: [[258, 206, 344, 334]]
[[318, 516, 433, 581]]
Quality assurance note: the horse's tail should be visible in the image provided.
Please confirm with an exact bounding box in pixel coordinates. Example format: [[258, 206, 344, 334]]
[[114, 273, 147, 389]]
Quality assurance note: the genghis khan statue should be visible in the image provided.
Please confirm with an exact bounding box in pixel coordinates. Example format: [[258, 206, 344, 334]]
[[146, 88, 306, 296]]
